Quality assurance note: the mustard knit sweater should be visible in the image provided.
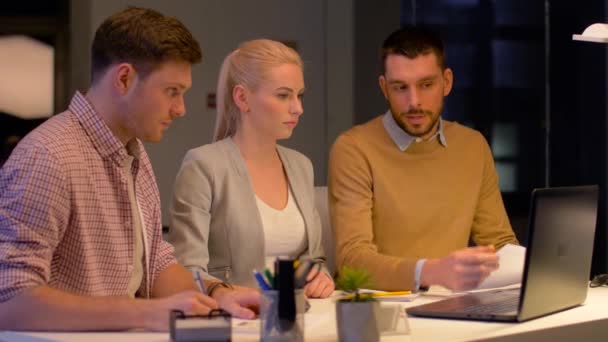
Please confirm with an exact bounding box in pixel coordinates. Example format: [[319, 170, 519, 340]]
[[329, 116, 518, 291]]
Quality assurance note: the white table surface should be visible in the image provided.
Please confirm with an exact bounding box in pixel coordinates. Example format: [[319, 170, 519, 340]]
[[2, 287, 608, 342]]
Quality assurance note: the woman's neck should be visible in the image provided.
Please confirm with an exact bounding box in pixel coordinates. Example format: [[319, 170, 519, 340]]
[[232, 128, 279, 165]]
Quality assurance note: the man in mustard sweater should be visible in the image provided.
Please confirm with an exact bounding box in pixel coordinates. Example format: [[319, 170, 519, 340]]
[[329, 26, 518, 292]]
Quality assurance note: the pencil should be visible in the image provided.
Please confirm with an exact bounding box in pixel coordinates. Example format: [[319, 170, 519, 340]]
[[370, 291, 411, 297], [344, 290, 412, 300]]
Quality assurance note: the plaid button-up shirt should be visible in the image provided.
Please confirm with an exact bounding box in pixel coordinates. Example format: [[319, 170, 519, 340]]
[[0, 92, 176, 302]]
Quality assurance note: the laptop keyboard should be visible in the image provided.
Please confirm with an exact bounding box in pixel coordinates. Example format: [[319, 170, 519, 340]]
[[459, 296, 519, 314], [407, 288, 523, 319], [420, 289, 520, 315]]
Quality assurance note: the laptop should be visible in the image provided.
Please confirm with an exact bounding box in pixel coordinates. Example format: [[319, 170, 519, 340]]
[[406, 185, 598, 322]]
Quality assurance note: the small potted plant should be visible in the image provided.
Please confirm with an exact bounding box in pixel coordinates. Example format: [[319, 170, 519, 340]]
[[335, 266, 380, 342]]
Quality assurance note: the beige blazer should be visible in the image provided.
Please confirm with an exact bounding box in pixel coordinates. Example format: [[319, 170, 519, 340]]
[[167, 137, 326, 287]]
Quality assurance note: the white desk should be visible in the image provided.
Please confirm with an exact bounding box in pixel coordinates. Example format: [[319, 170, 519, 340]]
[[3, 287, 608, 342]]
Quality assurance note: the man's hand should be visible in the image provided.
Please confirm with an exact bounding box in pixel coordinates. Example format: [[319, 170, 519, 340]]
[[421, 245, 499, 292], [304, 267, 335, 298], [146, 290, 219, 331], [212, 286, 260, 320]]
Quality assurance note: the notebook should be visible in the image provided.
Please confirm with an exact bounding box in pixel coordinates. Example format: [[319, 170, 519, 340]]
[[406, 185, 599, 322]]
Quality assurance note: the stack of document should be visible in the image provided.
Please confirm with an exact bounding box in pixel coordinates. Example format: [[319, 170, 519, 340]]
[[356, 244, 526, 299], [426, 244, 526, 297]]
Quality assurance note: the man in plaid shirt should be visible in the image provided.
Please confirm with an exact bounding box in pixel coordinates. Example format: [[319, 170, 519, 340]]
[[0, 7, 258, 331]]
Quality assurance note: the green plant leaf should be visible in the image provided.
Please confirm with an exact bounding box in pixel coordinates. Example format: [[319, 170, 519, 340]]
[[336, 266, 373, 302]]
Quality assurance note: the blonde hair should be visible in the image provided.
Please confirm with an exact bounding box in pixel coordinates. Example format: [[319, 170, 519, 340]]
[[213, 39, 303, 141]]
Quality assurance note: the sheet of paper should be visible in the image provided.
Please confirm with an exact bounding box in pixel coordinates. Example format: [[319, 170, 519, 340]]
[[305, 309, 336, 331], [477, 243, 525, 290], [422, 244, 525, 297], [0, 332, 56, 342], [232, 319, 259, 334], [423, 285, 454, 297]]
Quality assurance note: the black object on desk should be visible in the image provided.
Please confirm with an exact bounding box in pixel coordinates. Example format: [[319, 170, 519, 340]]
[[170, 309, 231, 342], [275, 259, 296, 332]]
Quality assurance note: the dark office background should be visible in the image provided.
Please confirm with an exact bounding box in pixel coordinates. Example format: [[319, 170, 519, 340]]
[[0, 0, 69, 166], [1, 0, 607, 277], [395, 0, 607, 277]]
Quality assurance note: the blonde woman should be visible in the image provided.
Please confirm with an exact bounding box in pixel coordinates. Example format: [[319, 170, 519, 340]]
[[168, 39, 334, 298]]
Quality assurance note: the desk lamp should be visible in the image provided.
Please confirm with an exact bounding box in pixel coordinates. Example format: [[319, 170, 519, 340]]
[[572, 23, 608, 287]]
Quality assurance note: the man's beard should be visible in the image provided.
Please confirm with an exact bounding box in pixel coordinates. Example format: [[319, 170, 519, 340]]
[[391, 102, 443, 138]]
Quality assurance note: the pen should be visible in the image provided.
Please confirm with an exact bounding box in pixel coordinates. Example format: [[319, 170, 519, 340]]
[[263, 268, 275, 289], [253, 270, 272, 291], [196, 271, 207, 295], [294, 259, 320, 289]]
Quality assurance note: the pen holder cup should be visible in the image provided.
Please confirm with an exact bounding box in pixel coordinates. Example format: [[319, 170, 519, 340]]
[[260, 289, 305, 342]]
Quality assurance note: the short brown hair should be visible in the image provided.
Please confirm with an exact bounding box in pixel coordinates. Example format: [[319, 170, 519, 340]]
[[91, 7, 202, 83], [380, 25, 446, 74]]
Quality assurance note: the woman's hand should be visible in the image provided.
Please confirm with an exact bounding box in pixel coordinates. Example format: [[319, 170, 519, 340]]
[[304, 268, 335, 298]]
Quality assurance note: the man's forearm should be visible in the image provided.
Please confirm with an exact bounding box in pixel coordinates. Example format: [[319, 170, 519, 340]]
[[0, 286, 153, 331], [151, 263, 198, 298], [339, 245, 417, 291]]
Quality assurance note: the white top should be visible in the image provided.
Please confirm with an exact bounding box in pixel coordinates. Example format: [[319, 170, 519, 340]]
[[123, 155, 144, 298], [256, 186, 307, 270]]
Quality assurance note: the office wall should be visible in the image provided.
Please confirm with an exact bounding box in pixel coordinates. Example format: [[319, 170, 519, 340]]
[[353, 0, 400, 124], [70, 0, 356, 226]]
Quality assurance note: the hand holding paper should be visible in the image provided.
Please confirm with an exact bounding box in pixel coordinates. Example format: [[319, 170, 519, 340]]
[[421, 245, 499, 292], [477, 244, 525, 290], [424, 244, 526, 296]]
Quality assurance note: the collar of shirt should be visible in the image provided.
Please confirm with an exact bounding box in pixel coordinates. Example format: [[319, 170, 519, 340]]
[[69, 91, 143, 164], [382, 110, 448, 152]]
